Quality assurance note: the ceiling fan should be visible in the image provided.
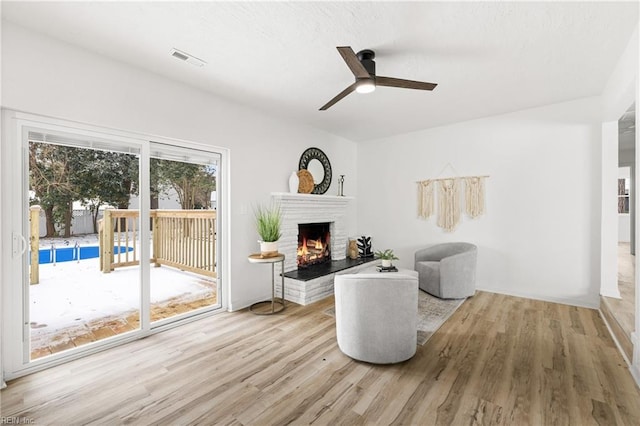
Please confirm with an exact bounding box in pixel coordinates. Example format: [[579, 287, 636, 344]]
[[319, 46, 438, 111]]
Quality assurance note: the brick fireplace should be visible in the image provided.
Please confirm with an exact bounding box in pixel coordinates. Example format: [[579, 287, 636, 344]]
[[271, 192, 357, 305], [272, 192, 351, 272]]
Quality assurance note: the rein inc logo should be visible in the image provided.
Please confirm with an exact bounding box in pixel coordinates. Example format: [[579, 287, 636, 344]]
[[1, 417, 35, 425]]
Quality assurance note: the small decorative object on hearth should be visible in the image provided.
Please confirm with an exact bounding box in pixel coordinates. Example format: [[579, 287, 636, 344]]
[[337, 175, 345, 196], [348, 238, 358, 259], [357, 235, 373, 258], [375, 249, 399, 269], [254, 203, 282, 257]]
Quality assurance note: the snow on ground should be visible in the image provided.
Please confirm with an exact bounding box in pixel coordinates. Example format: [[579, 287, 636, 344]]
[[30, 255, 215, 332]]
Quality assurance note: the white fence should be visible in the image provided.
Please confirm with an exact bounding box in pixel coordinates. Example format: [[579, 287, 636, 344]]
[[34, 209, 103, 237]]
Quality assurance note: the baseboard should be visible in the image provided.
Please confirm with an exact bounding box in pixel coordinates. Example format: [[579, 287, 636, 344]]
[[600, 287, 622, 299], [476, 286, 599, 309], [228, 293, 275, 312], [598, 300, 633, 363], [632, 364, 640, 389], [632, 332, 640, 389]]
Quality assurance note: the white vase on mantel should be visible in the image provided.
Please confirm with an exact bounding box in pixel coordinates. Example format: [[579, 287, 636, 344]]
[[288, 171, 299, 193]]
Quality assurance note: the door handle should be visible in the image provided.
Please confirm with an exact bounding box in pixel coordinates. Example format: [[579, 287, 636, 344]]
[[20, 234, 27, 255], [12, 233, 27, 258]]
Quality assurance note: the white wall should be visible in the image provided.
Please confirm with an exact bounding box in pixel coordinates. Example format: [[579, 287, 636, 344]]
[[619, 215, 631, 243], [357, 97, 602, 308], [0, 21, 358, 312]]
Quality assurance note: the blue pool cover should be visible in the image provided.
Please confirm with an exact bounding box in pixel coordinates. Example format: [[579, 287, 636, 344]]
[[33, 245, 134, 265]]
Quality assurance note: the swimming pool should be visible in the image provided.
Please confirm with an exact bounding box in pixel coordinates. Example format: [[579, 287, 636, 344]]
[[35, 245, 134, 265]]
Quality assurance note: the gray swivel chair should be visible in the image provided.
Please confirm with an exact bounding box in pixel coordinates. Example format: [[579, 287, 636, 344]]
[[334, 270, 419, 364], [414, 242, 477, 299]]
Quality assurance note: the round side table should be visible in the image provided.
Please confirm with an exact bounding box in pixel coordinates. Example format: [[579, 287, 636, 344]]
[[248, 253, 285, 315]]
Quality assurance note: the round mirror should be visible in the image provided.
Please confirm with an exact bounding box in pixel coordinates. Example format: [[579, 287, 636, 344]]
[[307, 159, 325, 184], [298, 147, 332, 194]]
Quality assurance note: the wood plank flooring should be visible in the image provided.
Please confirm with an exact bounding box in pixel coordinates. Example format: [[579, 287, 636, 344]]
[[2, 291, 639, 425]]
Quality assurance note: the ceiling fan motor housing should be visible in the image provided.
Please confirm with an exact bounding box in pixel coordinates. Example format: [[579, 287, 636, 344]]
[[357, 49, 376, 76]]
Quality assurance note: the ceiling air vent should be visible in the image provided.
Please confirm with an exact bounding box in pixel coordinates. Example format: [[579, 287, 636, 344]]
[[170, 48, 206, 67]]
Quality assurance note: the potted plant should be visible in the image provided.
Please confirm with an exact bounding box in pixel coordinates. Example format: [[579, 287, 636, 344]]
[[254, 203, 282, 257], [374, 249, 399, 268]]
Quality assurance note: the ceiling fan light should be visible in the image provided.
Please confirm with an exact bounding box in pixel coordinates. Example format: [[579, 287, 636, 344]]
[[356, 80, 375, 94]]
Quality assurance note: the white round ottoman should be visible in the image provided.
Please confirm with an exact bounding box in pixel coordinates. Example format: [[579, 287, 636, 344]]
[[334, 268, 419, 364]]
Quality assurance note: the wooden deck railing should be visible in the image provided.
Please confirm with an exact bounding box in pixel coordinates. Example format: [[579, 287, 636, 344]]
[[99, 209, 217, 278], [151, 210, 217, 278], [30, 205, 41, 284], [99, 209, 140, 273]]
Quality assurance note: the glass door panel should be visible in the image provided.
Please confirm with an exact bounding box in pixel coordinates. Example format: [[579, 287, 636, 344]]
[[27, 135, 141, 360], [149, 143, 221, 324]]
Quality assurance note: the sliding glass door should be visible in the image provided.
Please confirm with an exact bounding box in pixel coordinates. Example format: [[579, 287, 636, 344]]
[[149, 143, 221, 325], [1, 112, 223, 378]]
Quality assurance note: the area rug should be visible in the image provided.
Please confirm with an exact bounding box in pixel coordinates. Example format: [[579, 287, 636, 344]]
[[324, 291, 466, 346]]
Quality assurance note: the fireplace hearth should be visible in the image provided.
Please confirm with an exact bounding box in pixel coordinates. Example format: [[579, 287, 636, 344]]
[[297, 223, 331, 268]]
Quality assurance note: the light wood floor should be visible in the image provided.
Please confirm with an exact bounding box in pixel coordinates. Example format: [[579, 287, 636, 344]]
[[2, 291, 639, 425]]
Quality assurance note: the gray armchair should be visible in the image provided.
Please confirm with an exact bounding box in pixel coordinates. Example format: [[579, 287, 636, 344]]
[[414, 242, 477, 299], [334, 270, 419, 364]]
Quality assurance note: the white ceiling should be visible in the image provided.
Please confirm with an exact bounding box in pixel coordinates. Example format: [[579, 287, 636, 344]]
[[2, 1, 638, 142]]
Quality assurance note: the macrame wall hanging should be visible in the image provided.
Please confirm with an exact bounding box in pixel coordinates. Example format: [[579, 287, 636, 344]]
[[417, 163, 488, 232], [417, 180, 435, 219], [437, 178, 460, 231], [464, 176, 485, 218]]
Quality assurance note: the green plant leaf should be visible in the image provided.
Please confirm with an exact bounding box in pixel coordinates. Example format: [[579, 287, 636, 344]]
[[254, 203, 282, 242], [374, 249, 399, 260]]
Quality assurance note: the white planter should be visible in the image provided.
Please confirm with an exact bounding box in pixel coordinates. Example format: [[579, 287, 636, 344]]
[[259, 240, 279, 257], [381, 259, 392, 268]]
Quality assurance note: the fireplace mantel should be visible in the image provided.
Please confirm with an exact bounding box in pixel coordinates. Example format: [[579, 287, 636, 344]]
[[271, 192, 354, 203], [271, 192, 353, 304]]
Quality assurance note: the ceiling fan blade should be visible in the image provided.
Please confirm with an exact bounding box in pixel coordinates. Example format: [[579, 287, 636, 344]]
[[337, 46, 370, 79], [376, 76, 437, 91], [319, 82, 358, 111]]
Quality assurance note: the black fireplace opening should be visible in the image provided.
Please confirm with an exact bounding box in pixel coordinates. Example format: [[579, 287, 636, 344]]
[[297, 222, 331, 268]]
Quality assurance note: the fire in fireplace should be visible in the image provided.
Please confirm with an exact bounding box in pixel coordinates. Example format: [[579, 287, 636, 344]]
[[297, 222, 331, 268]]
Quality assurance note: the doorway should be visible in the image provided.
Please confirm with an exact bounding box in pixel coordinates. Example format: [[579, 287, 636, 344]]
[[604, 102, 636, 361]]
